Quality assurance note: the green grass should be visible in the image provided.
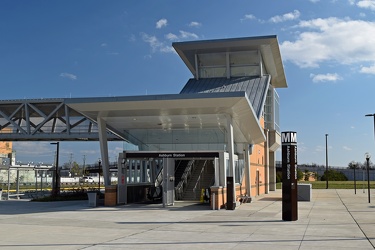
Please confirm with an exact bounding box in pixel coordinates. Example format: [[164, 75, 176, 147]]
[[276, 181, 375, 189]]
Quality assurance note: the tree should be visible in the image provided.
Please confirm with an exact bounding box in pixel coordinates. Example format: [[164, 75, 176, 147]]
[[304, 169, 310, 181], [348, 161, 363, 169], [297, 169, 304, 181], [276, 171, 282, 183], [321, 169, 348, 181], [70, 162, 81, 177]]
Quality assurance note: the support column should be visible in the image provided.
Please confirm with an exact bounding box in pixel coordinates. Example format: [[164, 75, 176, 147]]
[[97, 117, 110, 186], [162, 158, 175, 207], [214, 157, 219, 186], [265, 129, 270, 194], [226, 114, 236, 210], [269, 151, 276, 191], [244, 144, 251, 197], [117, 152, 127, 204]]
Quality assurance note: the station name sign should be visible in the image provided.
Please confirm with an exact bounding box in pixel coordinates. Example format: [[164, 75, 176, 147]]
[[125, 152, 220, 159], [281, 131, 298, 221]]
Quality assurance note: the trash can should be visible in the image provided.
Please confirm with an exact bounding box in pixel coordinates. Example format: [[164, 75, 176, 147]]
[[0, 189, 2, 201], [105, 185, 117, 206], [87, 191, 98, 207]]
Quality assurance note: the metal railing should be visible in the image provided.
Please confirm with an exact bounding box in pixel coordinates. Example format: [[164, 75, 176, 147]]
[[175, 160, 194, 200]]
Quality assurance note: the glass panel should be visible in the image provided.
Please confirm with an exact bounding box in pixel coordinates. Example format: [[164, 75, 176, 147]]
[[274, 90, 280, 132], [231, 65, 260, 77], [198, 53, 226, 66], [230, 51, 258, 65], [199, 67, 226, 78], [230, 51, 260, 77], [235, 159, 244, 183], [126, 128, 227, 151]]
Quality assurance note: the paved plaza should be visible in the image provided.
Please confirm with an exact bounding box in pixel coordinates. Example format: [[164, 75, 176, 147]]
[[0, 189, 374, 249]]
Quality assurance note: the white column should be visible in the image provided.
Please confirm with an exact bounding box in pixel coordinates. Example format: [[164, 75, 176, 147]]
[[214, 157, 219, 186], [97, 117, 110, 186], [269, 151, 276, 191], [265, 129, 270, 194], [245, 144, 251, 196], [226, 114, 235, 201]]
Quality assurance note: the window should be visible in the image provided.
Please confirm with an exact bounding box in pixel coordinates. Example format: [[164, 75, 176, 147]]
[[197, 51, 261, 79]]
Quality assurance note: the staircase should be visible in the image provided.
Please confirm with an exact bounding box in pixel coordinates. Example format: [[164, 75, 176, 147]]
[[181, 160, 214, 201], [174, 160, 190, 187]]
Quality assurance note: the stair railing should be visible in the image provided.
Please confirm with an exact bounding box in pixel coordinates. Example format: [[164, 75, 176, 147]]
[[192, 160, 207, 199], [155, 167, 163, 187], [175, 160, 195, 200]]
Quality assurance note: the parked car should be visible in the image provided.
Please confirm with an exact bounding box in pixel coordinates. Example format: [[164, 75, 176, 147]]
[[80, 176, 94, 183]]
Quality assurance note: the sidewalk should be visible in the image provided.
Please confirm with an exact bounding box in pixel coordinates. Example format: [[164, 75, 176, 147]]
[[0, 189, 374, 249]]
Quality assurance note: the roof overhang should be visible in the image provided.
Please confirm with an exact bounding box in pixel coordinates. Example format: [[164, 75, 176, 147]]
[[65, 92, 266, 145], [172, 35, 287, 88]]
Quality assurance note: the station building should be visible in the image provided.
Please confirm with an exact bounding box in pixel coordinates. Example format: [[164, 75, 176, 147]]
[[0, 35, 287, 209]]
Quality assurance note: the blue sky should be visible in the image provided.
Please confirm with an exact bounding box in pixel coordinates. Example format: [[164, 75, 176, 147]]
[[1, 0, 375, 167]]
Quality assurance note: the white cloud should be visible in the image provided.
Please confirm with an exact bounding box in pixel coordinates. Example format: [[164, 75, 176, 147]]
[[101, 43, 107, 47], [165, 33, 179, 41], [309, 0, 320, 2], [310, 73, 342, 82], [343, 146, 352, 151], [60, 73, 77, 80], [281, 18, 375, 68], [360, 64, 375, 74], [156, 18, 168, 29], [315, 145, 324, 152], [188, 21, 201, 27], [129, 34, 136, 42], [165, 30, 199, 41], [141, 33, 174, 53], [179, 30, 199, 39], [348, 0, 356, 5], [269, 10, 300, 23], [357, 0, 375, 10], [241, 14, 256, 22]]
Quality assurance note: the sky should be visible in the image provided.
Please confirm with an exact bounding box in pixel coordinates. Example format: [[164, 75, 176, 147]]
[[1, 0, 375, 168]]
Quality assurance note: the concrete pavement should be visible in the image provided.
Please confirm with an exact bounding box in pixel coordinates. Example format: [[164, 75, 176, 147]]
[[0, 189, 374, 249]]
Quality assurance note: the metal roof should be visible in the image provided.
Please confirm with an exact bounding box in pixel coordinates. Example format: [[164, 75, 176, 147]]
[[180, 76, 270, 118], [172, 35, 287, 88]]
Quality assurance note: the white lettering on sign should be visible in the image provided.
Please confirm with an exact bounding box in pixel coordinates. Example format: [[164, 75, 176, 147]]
[[159, 154, 172, 158], [282, 132, 297, 144], [158, 153, 186, 158], [173, 153, 185, 157]]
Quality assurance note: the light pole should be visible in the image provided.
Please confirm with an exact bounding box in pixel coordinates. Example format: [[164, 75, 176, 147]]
[[365, 113, 375, 202], [50, 142, 60, 197], [365, 153, 371, 203], [353, 163, 357, 195], [325, 134, 329, 189], [365, 113, 375, 141], [98, 159, 101, 192]]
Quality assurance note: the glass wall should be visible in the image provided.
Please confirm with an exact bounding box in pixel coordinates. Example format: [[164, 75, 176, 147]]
[[197, 50, 261, 79], [124, 127, 227, 151], [264, 86, 280, 133]]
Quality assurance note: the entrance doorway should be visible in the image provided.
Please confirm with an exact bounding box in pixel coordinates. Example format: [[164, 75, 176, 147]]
[[117, 151, 220, 206]]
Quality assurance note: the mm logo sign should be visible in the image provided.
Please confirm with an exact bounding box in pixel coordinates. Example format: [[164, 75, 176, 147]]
[[282, 132, 297, 144]]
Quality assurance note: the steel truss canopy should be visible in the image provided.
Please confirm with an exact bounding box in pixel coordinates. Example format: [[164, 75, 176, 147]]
[[0, 99, 123, 141]]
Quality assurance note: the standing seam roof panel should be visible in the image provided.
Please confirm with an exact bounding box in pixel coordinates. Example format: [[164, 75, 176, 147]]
[[180, 76, 271, 118]]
